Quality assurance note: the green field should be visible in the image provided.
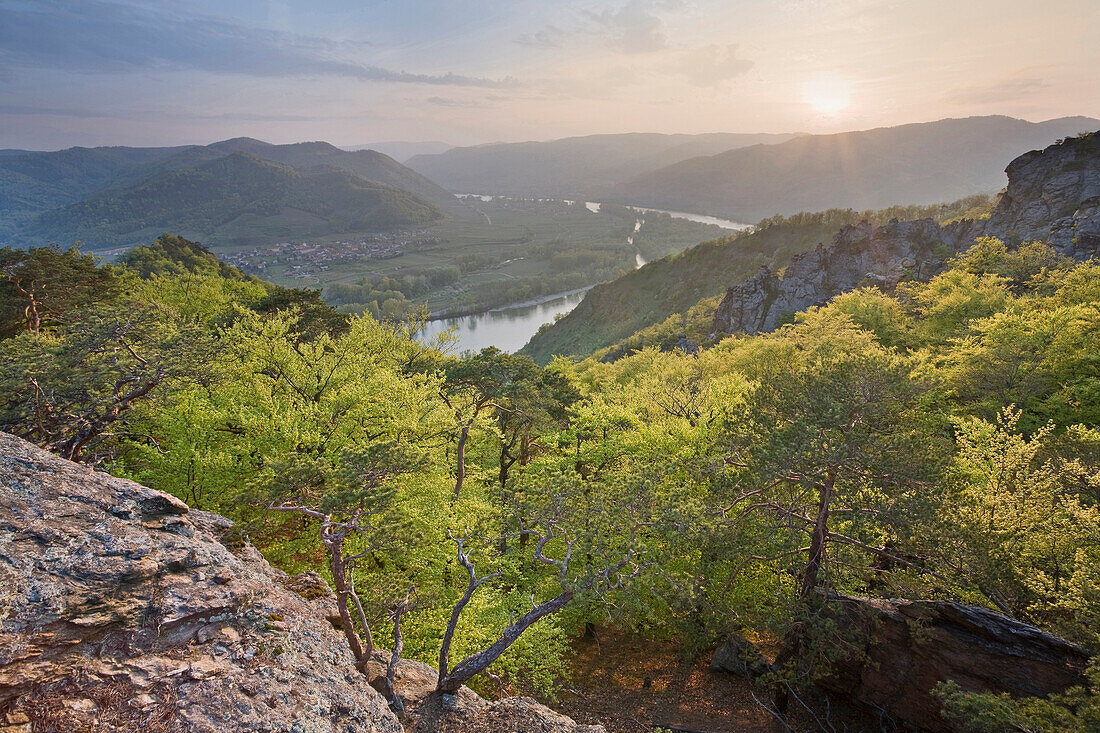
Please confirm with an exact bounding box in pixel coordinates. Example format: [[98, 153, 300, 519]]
[[213, 198, 726, 318]]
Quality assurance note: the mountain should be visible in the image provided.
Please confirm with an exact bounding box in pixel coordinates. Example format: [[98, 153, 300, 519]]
[[609, 116, 1100, 221], [0, 145, 188, 223], [21, 153, 443, 248], [405, 132, 798, 198], [710, 129, 1100, 338], [0, 138, 461, 248], [341, 140, 454, 162], [119, 138, 461, 209]]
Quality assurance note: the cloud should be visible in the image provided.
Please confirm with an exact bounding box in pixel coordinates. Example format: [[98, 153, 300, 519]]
[[582, 0, 673, 53], [0, 1, 510, 87], [945, 76, 1051, 105], [670, 44, 754, 86], [425, 97, 488, 108], [514, 24, 568, 48], [0, 103, 321, 122]]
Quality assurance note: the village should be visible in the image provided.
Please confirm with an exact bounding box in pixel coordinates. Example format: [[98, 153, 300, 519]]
[[223, 229, 437, 280]]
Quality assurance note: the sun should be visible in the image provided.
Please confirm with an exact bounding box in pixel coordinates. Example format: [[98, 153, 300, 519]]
[[800, 74, 854, 116]]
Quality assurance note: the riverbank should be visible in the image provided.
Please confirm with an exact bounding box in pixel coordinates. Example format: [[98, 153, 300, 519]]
[[425, 285, 594, 322], [417, 288, 590, 354]]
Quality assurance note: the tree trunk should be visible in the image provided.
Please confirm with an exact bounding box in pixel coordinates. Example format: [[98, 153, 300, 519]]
[[436, 591, 573, 693], [799, 472, 834, 600], [328, 543, 368, 671], [454, 423, 470, 498]]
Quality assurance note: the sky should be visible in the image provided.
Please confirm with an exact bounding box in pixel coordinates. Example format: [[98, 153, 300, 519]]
[[1, 0, 1098, 150]]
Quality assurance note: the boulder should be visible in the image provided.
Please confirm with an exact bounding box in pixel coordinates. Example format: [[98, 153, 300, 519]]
[[710, 633, 771, 679], [0, 431, 403, 732], [815, 596, 1089, 732]]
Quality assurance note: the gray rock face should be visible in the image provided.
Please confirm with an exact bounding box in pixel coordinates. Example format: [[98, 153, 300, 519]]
[[816, 597, 1089, 733], [712, 218, 972, 335], [0, 431, 401, 732], [712, 130, 1100, 337], [985, 130, 1100, 258]]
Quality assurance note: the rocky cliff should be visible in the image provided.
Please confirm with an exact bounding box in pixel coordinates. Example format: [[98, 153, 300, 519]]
[[0, 432, 600, 733], [712, 130, 1100, 337], [818, 597, 1089, 733], [985, 130, 1100, 255]]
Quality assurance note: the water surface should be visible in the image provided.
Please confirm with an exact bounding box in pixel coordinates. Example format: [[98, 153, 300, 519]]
[[418, 289, 590, 354]]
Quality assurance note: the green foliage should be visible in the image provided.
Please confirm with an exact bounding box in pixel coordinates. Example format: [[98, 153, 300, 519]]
[[6, 229, 1100, 708], [521, 196, 994, 364], [937, 663, 1100, 733], [0, 245, 119, 338]]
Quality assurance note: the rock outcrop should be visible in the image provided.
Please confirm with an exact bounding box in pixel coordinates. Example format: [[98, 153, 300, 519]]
[[0, 431, 403, 732], [0, 432, 603, 732], [812, 597, 1088, 732], [985, 130, 1100, 257], [712, 130, 1100, 337], [712, 217, 980, 335], [370, 653, 604, 733], [709, 633, 770, 680]]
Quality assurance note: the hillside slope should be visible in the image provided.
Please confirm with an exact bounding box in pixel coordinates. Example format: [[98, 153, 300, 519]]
[[0, 138, 466, 247], [710, 129, 1100, 338], [518, 198, 992, 363], [0, 145, 187, 222], [610, 116, 1099, 221], [22, 153, 443, 248], [406, 132, 797, 198]]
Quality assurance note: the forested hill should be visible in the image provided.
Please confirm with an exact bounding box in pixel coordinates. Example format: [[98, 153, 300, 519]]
[[0, 137, 457, 248], [141, 137, 460, 209], [519, 198, 995, 363], [0, 144, 190, 217], [19, 153, 443, 249], [405, 131, 798, 198], [608, 115, 1099, 221]]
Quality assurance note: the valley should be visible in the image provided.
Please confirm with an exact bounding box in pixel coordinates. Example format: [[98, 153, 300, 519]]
[[4, 2, 1100, 731]]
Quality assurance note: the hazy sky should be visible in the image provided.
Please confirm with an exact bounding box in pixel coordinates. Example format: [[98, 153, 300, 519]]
[[1, 0, 1098, 150]]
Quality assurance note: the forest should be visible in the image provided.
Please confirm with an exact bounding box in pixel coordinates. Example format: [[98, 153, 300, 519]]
[[1, 232, 1098, 731]]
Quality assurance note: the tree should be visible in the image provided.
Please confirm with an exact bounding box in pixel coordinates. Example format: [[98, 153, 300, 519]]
[[435, 348, 577, 500], [434, 518, 646, 694], [0, 300, 211, 462], [722, 311, 941, 602], [0, 246, 118, 338]]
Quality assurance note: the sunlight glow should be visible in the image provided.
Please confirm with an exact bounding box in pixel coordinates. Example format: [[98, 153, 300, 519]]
[[801, 74, 855, 116]]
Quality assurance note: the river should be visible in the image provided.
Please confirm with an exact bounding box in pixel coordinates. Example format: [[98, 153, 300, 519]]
[[417, 288, 590, 355], [425, 195, 750, 354]]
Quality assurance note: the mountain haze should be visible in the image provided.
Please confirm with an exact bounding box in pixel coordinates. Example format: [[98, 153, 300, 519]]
[[405, 132, 799, 197], [20, 153, 442, 248], [341, 141, 454, 162], [0, 138, 457, 248], [609, 116, 1099, 221]]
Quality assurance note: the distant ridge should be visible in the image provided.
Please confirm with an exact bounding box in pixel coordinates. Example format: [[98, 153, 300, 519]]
[[608, 116, 1100, 221], [0, 138, 458, 248], [405, 132, 799, 198], [341, 141, 454, 162]]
